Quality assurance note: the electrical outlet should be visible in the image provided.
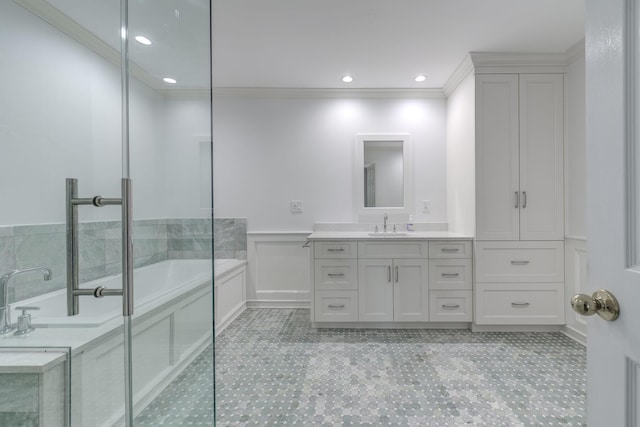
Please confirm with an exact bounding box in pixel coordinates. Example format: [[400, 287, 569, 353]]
[[290, 200, 303, 213], [422, 200, 431, 213]]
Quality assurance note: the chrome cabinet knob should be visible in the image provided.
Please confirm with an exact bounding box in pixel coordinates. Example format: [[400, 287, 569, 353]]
[[571, 289, 620, 321]]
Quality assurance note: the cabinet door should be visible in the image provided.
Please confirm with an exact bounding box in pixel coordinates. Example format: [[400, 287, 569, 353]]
[[393, 259, 428, 321], [475, 74, 520, 240], [519, 74, 564, 240], [358, 259, 393, 321]]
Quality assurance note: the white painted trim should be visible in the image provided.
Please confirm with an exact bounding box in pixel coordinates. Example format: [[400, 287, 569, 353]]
[[565, 236, 588, 242], [566, 39, 586, 63], [561, 325, 587, 346], [443, 54, 475, 96], [212, 87, 446, 99], [248, 231, 312, 236], [312, 322, 471, 329], [470, 324, 563, 333], [215, 303, 246, 336], [470, 52, 569, 74], [247, 300, 310, 309], [14, 0, 165, 91]]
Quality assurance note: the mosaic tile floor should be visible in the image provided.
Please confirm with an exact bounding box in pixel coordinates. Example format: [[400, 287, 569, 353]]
[[137, 308, 586, 426]]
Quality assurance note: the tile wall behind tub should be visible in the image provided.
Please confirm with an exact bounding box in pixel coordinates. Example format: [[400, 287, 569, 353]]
[[0, 218, 247, 302]]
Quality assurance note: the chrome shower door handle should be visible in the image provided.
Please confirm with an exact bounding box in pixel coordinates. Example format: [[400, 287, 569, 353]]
[[65, 178, 133, 317]]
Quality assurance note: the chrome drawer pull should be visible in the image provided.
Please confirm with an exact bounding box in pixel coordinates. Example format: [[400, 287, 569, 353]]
[[514, 191, 519, 209], [511, 302, 530, 307], [510, 260, 530, 265], [327, 248, 345, 252], [442, 304, 460, 309], [441, 248, 460, 253], [327, 273, 345, 278], [441, 272, 460, 278], [328, 304, 345, 309]]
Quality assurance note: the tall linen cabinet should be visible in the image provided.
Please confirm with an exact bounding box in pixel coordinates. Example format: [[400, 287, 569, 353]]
[[473, 72, 566, 326]]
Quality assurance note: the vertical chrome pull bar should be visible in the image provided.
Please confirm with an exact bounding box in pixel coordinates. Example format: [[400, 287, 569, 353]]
[[122, 178, 133, 317], [65, 178, 132, 317], [66, 179, 79, 316]]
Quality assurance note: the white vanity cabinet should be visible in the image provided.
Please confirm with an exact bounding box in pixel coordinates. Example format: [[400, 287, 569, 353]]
[[310, 236, 473, 327]]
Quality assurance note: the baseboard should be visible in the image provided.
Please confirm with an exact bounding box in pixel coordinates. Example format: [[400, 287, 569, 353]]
[[560, 325, 587, 346], [246, 300, 310, 309], [215, 302, 247, 337], [471, 324, 564, 333], [312, 321, 471, 330]]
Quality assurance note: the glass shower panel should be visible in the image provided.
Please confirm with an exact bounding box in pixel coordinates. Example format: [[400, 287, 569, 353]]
[[0, 0, 127, 425], [127, 0, 214, 425]]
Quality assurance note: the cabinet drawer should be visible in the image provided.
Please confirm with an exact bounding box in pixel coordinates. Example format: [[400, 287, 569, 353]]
[[428, 241, 472, 259], [429, 291, 472, 322], [475, 241, 564, 282], [314, 241, 357, 258], [314, 259, 357, 291], [314, 291, 358, 322], [428, 259, 472, 290], [474, 283, 565, 325], [358, 241, 428, 259]]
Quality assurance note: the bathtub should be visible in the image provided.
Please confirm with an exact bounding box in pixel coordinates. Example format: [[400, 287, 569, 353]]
[[11, 259, 244, 328], [4, 258, 247, 426]]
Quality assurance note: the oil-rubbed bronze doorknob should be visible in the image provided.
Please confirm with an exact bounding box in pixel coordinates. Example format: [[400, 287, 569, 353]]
[[571, 289, 620, 321]]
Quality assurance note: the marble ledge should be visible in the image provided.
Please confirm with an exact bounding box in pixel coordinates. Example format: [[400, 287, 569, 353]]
[[0, 352, 67, 373], [307, 231, 472, 240]]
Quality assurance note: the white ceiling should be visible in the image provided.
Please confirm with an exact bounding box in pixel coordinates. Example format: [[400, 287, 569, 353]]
[[212, 0, 585, 89], [40, 0, 585, 90]]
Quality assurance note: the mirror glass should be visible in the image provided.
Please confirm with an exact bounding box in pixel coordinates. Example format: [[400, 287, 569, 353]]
[[363, 141, 404, 207]]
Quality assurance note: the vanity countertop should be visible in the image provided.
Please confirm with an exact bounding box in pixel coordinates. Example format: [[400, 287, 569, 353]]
[[307, 231, 472, 240]]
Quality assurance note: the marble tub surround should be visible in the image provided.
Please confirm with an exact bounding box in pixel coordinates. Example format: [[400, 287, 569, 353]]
[[0, 217, 246, 303]]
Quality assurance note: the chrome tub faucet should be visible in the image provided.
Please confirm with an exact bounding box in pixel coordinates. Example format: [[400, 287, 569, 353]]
[[0, 267, 51, 335]]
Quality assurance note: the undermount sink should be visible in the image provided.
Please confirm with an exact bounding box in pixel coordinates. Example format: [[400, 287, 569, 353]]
[[368, 232, 409, 237]]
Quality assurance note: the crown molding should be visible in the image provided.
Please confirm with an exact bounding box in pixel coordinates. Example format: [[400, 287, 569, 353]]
[[566, 39, 586, 63], [15, 0, 171, 92], [443, 54, 474, 97], [469, 51, 570, 74], [212, 87, 445, 99]]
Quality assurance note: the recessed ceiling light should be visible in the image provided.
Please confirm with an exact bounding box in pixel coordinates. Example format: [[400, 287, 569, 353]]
[[163, 77, 177, 84], [135, 36, 152, 45], [415, 75, 426, 82], [342, 75, 353, 83]]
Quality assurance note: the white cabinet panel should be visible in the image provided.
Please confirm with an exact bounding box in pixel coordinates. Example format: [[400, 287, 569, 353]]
[[475, 74, 520, 240], [429, 290, 473, 322], [475, 283, 565, 325], [358, 259, 394, 321], [428, 240, 472, 259], [358, 241, 428, 259], [393, 259, 429, 321], [519, 74, 564, 240], [475, 241, 564, 283], [314, 259, 358, 291], [314, 291, 358, 322], [428, 258, 472, 290]]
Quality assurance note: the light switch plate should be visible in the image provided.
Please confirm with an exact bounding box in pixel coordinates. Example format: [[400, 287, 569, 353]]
[[422, 200, 431, 213], [291, 200, 303, 213]]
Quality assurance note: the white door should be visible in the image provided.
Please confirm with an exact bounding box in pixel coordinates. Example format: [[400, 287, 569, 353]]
[[584, 0, 640, 424], [358, 259, 393, 321], [519, 74, 565, 240], [475, 74, 520, 240], [393, 259, 429, 321]]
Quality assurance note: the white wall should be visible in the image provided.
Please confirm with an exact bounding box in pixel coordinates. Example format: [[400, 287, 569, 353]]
[[213, 95, 448, 231], [0, 1, 208, 226], [445, 73, 476, 236]]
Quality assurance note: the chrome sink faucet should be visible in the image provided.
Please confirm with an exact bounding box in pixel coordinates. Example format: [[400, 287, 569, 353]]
[[383, 213, 389, 233], [0, 267, 51, 335]]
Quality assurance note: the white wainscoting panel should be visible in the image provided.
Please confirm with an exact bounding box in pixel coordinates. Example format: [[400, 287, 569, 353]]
[[563, 237, 587, 344], [247, 232, 311, 307]]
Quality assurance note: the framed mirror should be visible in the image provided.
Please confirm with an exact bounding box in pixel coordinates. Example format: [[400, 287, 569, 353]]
[[355, 134, 413, 220]]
